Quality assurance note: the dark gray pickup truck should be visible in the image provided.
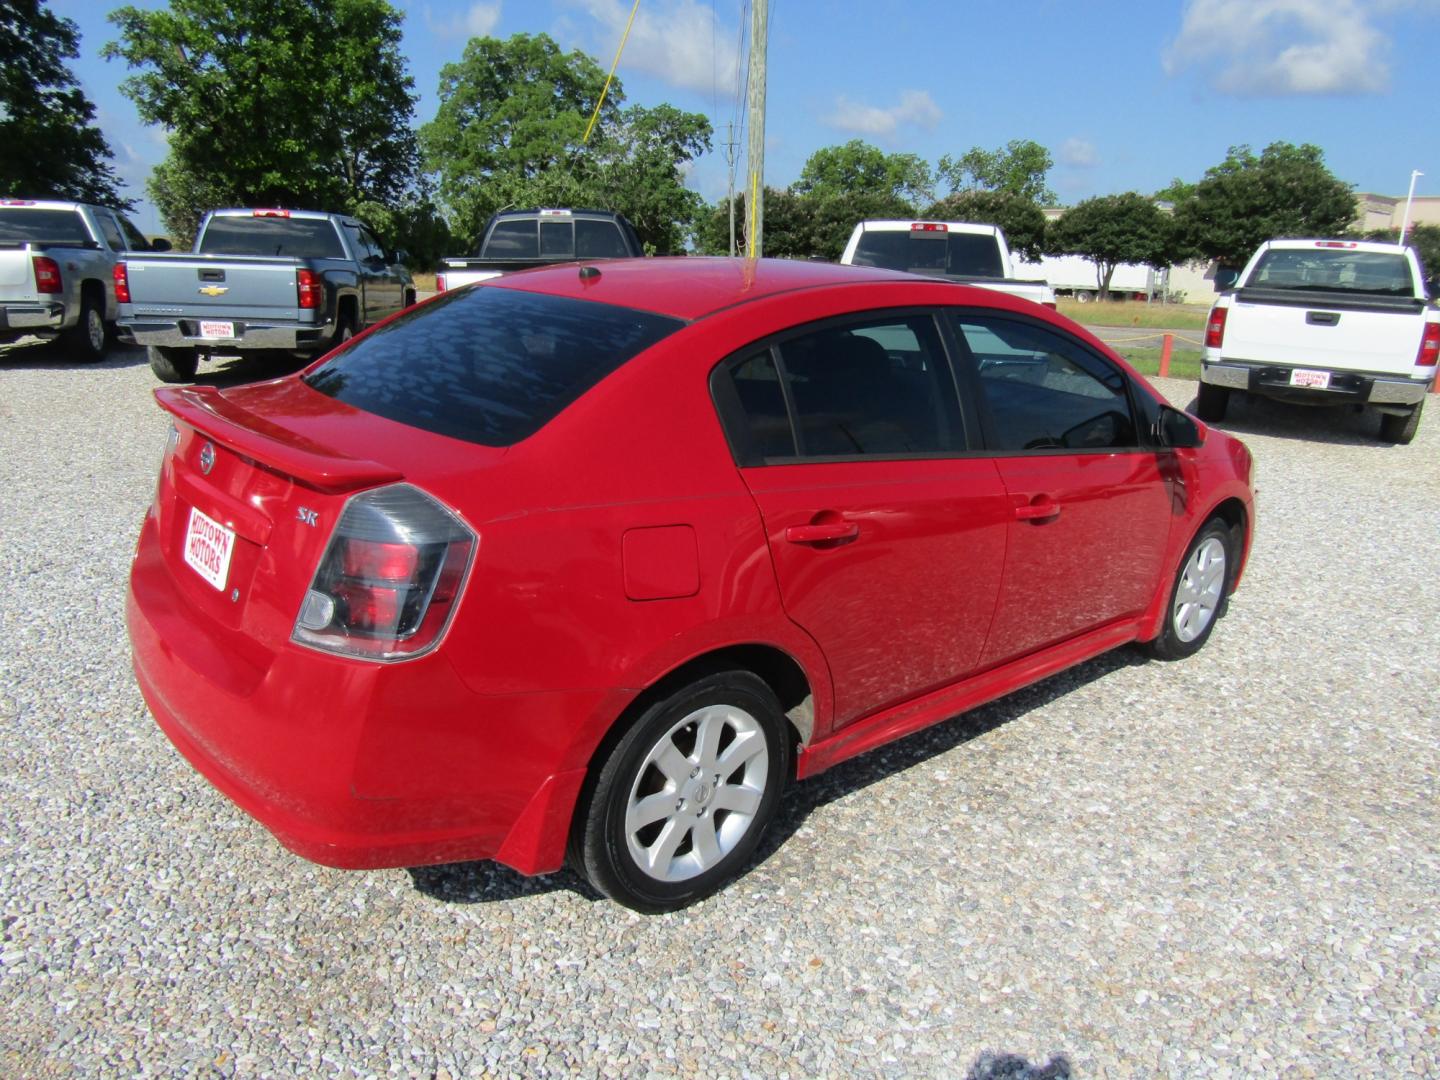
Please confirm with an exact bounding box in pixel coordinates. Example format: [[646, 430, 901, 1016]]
[[117, 209, 415, 382], [435, 208, 644, 291]]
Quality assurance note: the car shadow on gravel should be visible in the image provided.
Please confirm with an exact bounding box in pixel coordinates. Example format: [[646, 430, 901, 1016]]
[[1181, 390, 1404, 446], [0, 339, 150, 371], [406, 648, 1149, 908]]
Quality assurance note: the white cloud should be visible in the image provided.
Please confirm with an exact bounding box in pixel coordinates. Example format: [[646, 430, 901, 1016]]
[[822, 90, 942, 140], [1060, 137, 1099, 168], [564, 0, 741, 96], [1164, 0, 1394, 95], [425, 2, 502, 40]]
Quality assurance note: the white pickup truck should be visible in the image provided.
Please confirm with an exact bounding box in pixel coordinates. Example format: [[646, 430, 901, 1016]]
[[1198, 239, 1438, 444], [839, 221, 1056, 308]]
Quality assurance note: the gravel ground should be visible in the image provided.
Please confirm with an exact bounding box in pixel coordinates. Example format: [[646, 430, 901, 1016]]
[[2, 338, 1437, 1078]]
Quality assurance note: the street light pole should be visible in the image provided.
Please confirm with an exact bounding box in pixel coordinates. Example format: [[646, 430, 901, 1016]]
[[1399, 169, 1423, 241]]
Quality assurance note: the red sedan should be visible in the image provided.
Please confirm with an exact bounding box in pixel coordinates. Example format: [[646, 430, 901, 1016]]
[[128, 258, 1255, 912]]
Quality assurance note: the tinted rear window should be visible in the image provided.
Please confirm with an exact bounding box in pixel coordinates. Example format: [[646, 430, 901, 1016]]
[[1247, 248, 1414, 295], [304, 286, 683, 446], [851, 229, 1005, 279], [199, 216, 345, 258], [0, 209, 91, 245]]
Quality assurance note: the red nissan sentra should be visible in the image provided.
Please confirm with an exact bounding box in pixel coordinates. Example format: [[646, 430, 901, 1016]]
[[128, 258, 1255, 912]]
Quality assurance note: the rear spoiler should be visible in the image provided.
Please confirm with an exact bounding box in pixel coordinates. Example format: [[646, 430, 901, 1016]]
[[155, 385, 403, 493]]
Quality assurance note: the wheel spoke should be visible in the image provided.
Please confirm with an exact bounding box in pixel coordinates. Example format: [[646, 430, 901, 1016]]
[[694, 706, 727, 772], [711, 784, 761, 816], [690, 815, 722, 869], [653, 740, 693, 786], [642, 818, 690, 877], [715, 729, 764, 779], [626, 791, 677, 834]]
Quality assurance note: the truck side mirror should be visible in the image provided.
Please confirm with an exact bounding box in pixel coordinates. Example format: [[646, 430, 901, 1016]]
[[388, 249, 408, 265], [149, 237, 172, 252], [1156, 406, 1203, 449]]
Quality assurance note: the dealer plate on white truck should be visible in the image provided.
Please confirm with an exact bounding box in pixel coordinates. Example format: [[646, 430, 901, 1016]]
[[199, 320, 235, 340], [1289, 369, 1331, 389], [184, 506, 236, 590]]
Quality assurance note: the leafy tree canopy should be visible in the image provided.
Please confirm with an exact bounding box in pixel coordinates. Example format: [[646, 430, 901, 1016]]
[[938, 139, 1055, 206], [1047, 192, 1174, 298], [1171, 142, 1354, 268], [923, 190, 1049, 261], [589, 104, 711, 254], [1, 0, 128, 206], [697, 187, 914, 262], [106, 0, 418, 239], [792, 140, 932, 206]]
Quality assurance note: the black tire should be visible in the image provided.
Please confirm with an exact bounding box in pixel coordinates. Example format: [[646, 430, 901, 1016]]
[[1194, 382, 1230, 423], [321, 307, 357, 357], [147, 345, 199, 383], [571, 670, 790, 913], [1145, 517, 1233, 661], [62, 291, 108, 362], [404, 289, 417, 308], [1378, 399, 1423, 445]]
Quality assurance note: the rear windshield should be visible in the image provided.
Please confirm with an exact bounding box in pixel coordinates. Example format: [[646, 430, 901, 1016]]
[[304, 286, 683, 446], [0, 208, 92, 246], [199, 216, 345, 259], [851, 229, 1005, 279], [1247, 248, 1415, 295]]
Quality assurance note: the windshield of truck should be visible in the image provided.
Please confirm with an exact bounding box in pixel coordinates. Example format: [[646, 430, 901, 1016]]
[[1247, 248, 1415, 295], [198, 216, 346, 259], [851, 229, 1005, 278], [0, 209, 92, 246], [304, 286, 683, 446]]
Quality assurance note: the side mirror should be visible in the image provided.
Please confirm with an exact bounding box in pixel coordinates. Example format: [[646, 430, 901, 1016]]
[[149, 237, 172, 252], [1157, 405, 1203, 449]]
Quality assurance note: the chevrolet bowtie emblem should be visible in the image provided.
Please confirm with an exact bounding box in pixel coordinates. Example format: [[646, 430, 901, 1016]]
[[198, 285, 228, 296]]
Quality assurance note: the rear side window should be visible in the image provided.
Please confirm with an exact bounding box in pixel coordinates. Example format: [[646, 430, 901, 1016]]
[[955, 317, 1137, 452], [199, 216, 345, 259], [304, 287, 683, 446], [95, 212, 125, 251], [0, 209, 92, 245]]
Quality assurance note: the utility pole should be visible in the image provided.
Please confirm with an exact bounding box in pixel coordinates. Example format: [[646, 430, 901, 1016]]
[[723, 121, 738, 257], [745, 0, 768, 258], [1399, 169, 1424, 242]]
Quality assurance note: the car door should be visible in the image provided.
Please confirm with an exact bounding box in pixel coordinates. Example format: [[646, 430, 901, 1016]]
[[713, 312, 1011, 730], [347, 223, 400, 324], [950, 314, 1172, 668]]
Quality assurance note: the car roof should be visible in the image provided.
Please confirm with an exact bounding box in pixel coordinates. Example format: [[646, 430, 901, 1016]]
[[486, 256, 929, 321]]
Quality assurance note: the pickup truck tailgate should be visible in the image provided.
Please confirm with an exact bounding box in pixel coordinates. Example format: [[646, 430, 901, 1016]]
[[0, 248, 35, 294], [126, 257, 304, 318], [1223, 294, 1427, 376]]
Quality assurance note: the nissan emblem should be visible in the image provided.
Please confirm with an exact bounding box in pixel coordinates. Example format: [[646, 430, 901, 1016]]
[[199, 441, 216, 475]]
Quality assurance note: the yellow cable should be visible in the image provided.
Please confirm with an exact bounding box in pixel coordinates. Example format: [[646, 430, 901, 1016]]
[[583, 0, 642, 144], [747, 169, 758, 258]]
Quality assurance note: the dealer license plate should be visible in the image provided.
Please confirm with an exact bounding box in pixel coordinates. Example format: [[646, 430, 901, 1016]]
[[1289, 368, 1331, 389], [199, 320, 235, 340], [183, 506, 236, 591]]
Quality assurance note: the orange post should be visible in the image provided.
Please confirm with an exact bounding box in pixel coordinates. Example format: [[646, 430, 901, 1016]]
[[1159, 333, 1173, 378]]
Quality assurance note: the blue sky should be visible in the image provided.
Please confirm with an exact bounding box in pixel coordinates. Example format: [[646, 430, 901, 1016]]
[[49, 0, 1440, 234]]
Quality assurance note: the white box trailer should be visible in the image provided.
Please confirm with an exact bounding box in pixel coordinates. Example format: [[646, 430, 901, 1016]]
[[1012, 253, 1159, 302]]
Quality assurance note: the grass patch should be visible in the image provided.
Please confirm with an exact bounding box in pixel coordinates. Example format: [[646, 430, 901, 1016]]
[[410, 272, 438, 292], [1057, 299, 1208, 329], [1110, 345, 1203, 381]]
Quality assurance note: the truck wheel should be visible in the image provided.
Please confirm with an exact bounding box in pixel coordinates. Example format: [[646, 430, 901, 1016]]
[[570, 670, 790, 913], [147, 346, 199, 383], [1074, 290, 1095, 304], [62, 293, 108, 362], [1195, 382, 1230, 423], [1145, 516, 1232, 661], [323, 309, 357, 356], [1378, 399, 1423, 445]]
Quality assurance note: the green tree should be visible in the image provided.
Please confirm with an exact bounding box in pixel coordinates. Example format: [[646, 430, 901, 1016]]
[[420, 33, 616, 245], [923, 190, 1049, 261], [106, 0, 417, 238], [1047, 193, 1174, 299], [792, 140, 932, 205], [1171, 142, 1355, 270], [938, 139, 1055, 205], [1, 0, 128, 206], [351, 195, 453, 271], [592, 104, 712, 254]]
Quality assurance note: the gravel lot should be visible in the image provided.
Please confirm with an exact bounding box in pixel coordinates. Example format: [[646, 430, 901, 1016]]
[[2, 338, 1437, 1078]]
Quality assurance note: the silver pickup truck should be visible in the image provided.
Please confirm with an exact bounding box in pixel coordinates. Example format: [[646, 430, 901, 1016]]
[[0, 198, 164, 360], [117, 209, 415, 383]]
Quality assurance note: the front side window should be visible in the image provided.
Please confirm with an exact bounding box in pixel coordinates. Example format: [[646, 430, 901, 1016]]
[[955, 317, 1137, 452], [95, 212, 125, 251], [349, 225, 386, 263], [117, 214, 150, 251]]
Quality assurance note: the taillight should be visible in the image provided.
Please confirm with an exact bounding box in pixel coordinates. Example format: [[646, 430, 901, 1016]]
[[1205, 306, 1228, 349], [297, 268, 321, 309], [1419, 322, 1440, 368], [435, 274, 446, 292], [33, 256, 61, 294], [113, 261, 131, 303], [292, 484, 475, 661]]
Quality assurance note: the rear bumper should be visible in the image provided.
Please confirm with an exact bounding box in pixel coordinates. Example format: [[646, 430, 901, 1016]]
[[120, 317, 333, 351], [127, 515, 608, 874], [0, 300, 66, 333], [1202, 360, 1433, 406]]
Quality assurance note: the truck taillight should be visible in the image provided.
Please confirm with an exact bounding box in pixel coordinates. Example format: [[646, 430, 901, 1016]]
[[113, 262, 131, 303], [33, 256, 62, 294], [1205, 307, 1228, 349], [292, 484, 475, 661], [297, 268, 320, 309], [1419, 322, 1440, 368], [435, 274, 447, 292]]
